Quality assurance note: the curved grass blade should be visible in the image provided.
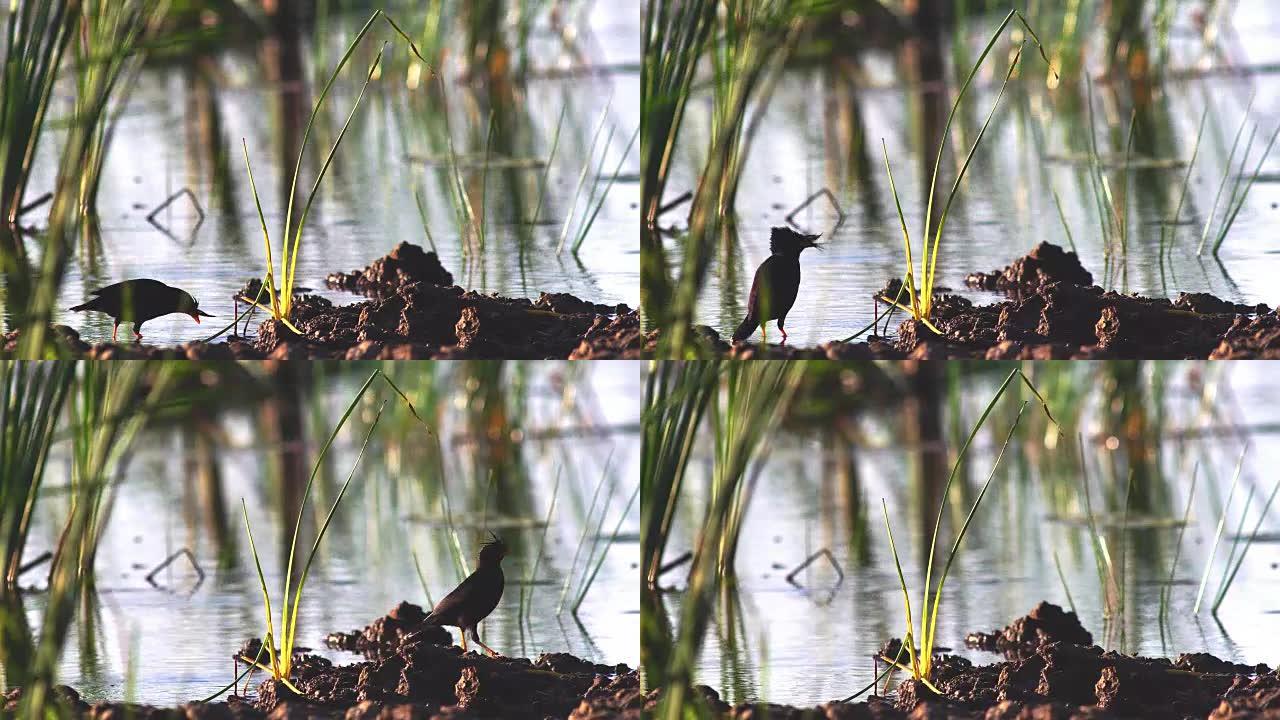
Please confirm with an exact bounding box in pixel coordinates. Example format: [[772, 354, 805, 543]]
[[241, 140, 280, 320], [284, 44, 388, 315], [922, 43, 1026, 310], [881, 500, 920, 680], [281, 400, 387, 665], [241, 500, 280, 680], [921, 402, 1029, 666], [881, 139, 919, 320]]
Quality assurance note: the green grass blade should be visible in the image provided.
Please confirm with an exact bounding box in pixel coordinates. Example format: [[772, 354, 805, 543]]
[[573, 125, 639, 254], [923, 43, 1025, 308], [1197, 94, 1255, 255], [918, 369, 1054, 660], [922, 401, 1029, 668], [573, 479, 639, 613], [1194, 443, 1247, 612], [521, 467, 561, 622], [1212, 474, 1280, 613], [1212, 122, 1280, 255], [881, 500, 919, 679], [241, 500, 279, 678], [241, 140, 280, 319], [881, 140, 919, 318], [279, 9, 384, 299], [282, 400, 386, 663], [532, 104, 567, 225], [1160, 463, 1198, 620], [1053, 551, 1077, 616], [285, 45, 387, 313], [277, 370, 381, 667], [1162, 107, 1208, 259], [1050, 183, 1077, 253], [559, 98, 614, 253], [411, 548, 434, 609]]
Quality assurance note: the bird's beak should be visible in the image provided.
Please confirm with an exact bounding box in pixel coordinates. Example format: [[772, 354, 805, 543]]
[[190, 310, 214, 323], [808, 235, 823, 250]]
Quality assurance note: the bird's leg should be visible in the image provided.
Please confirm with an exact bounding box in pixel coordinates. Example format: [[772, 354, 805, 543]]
[[470, 628, 500, 658], [458, 628, 468, 653], [112, 321, 119, 342], [778, 319, 788, 345], [761, 324, 767, 346], [133, 328, 143, 343]]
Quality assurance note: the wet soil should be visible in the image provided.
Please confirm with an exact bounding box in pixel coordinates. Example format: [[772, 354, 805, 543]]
[[665, 242, 1277, 359], [3, 243, 639, 359], [642, 602, 1277, 719], [1, 602, 638, 720]]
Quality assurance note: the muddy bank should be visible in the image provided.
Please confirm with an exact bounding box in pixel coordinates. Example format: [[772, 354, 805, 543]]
[[2, 601, 638, 720], [669, 242, 1276, 359], [642, 325, 907, 360], [643, 602, 1276, 719], [3, 243, 639, 359]]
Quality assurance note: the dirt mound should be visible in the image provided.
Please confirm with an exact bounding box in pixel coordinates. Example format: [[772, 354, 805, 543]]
[[965, 242, 1094, 290], [966, 602, 1093, 652], [900, 244, 1272, 358], [251, 639, 629, 719], [325, 601, 451, 656], [1209, 312, 1280, 358], [645, 324, 905, 360], [251, 282, 638, 359], [327, 242, 454, 292]]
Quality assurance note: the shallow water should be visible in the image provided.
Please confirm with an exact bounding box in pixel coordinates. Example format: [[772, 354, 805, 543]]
[[664, 1, 1280, 346], [7, 362, 640, 705], [5, 2, 638, 346], [659, 362, 1280, 707]]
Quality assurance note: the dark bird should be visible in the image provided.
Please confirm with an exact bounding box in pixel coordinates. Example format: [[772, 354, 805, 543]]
[[408, 534, 508, 657], [732, 227, 821, 344], [69, 279, 213, 342]]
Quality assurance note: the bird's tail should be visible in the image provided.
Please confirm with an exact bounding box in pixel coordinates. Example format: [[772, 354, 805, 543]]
[[402, 614, 442, 645], [68, 299, 98, 312], [731, 312, 758, 342]]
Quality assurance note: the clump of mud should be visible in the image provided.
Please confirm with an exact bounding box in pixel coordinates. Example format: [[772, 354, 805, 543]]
[[646, 324, 905, 360], [914, 243, 1276, 359], [965, 601, 1093, 652], [325, 601, 450, 656], [327, 242, 454, 291], [965, 241, 1094, 290], [2, 685, 262, 720], [1210, 312, 1280, 359], [1, 325, 264, 360], [251, 280, 637, 359], [4, 602, 638, 720], [643, 602, 1277, 719], [250, 243, 638, 359]]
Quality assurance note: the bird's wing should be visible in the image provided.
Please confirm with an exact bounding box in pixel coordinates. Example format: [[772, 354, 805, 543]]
[[89, 279, 166, 299], [747, 256, 778, 320], [427, 570, 483, 623], [87, 281, 128, 297], [773, 259, 800, 317]]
